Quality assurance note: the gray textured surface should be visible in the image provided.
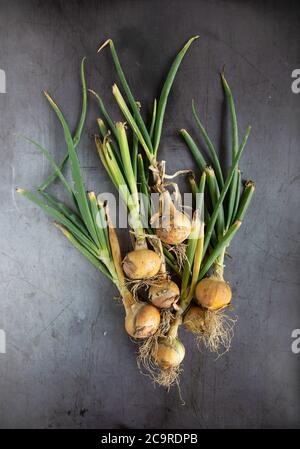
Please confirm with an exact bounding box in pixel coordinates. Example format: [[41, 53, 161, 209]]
[[0, 0, 299, 429]]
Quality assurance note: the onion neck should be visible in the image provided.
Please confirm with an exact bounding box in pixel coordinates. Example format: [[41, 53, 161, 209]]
[[134, 235, 148, 250], [121, 288, 136, 311], [213, 247, 226, 280], [167, 316, 182, 339], [159, 190, 177, 218]]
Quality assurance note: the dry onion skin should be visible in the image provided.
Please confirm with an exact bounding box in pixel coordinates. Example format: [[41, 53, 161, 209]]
[[148, 279, 180, 309], [183, 305, 206, 333], [125, 302, 161, 339], [195, 276, 232, 311], [152, 190, 192, 246], [122, 249, 161, 280], [152, 336, 185, 370], [156, 210, 192, 245], [137, 315, 185, 388], [183, 305, 235, 354]]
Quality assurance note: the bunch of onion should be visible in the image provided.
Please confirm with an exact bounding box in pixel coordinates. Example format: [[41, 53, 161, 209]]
[[88, 37, 200, 322], [149, 315, 185, 388], [93, 117, 184, 378], [90, 38, 203, 385], [94, 36, 199, 270], [94, 121, 162, 283], [93, 118, 184, 377], [17, 63, 161, 344], [93, 118, 182, 315], [138, 181, 206, 387], [181, 72, 255, 353]]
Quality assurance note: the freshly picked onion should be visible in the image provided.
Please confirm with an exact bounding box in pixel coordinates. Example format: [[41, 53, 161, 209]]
[[148, 279, 180, 309], [195, 276, 232, 311], [122, 248, 161, 280], [153, 191, 191, 245], [152, 336, 185, 370], [19, 36, 257, 389], [183, 303, 235, 353], [125, 302, 161, 339], [156, 211, 192, 245], [183, 305, 206, 333]]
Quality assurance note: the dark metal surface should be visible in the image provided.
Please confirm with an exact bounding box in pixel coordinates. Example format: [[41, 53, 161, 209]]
[[0, 0, 299, 429]]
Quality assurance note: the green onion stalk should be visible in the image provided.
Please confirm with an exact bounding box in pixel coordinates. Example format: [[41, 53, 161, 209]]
[[95, 37, 199, 266], [17, 60, 162, 343], [92, 37, 206, 385], [93, 113, 180, 314], [90, 38, 200, 306], [93, 110, 185, 384], [148, 172, 206, 387], [181, 73, 255, 353], [94, 120, 164, 283]]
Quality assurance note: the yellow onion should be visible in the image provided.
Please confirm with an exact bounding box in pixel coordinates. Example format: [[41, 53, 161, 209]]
[[125, 302, 160, 339], [195, 276, 232, 311], [122, 249, 161, 280], [152, 337, 185, 369], [183, 305, 206, 333], [148, 280, 180, 309], [152, 191, 191, 245], [156, 210, 191, 245]]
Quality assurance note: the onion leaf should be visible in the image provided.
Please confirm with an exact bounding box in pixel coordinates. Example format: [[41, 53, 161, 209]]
[[153, 36, 199, 155], [98, 39, 153, 152], [16, 188, 99, 257], [192, 100, 224, 188], [180, 128, 207, 172], [21, 135, 73, 197], [203, 126, 251, 255], [44, 91, 98, 245], [38, 57, 87, 191], [199, 220, 242, 280]]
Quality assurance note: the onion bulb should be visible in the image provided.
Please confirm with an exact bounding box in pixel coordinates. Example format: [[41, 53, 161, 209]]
[[125, 302, 160, 339], [183, 305, 206, 333], [156, 210, 191, 245], [153, 191, 191, 245], [148, 280, 180, 309], [152, 337, 185, 369], [122, 249, 161, 280], [195, 276, 232, 311]]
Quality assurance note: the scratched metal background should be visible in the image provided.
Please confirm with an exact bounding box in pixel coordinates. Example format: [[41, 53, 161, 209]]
[[0, 0, 299, 429]]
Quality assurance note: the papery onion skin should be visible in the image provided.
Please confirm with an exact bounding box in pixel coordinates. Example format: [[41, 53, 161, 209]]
[[148, 280, 180, 309], [195, 277, 232, 311], [125, 303, 160, 339], [156, 211, 191, 245], [152, 337, 185, 369], [183, 305, 206, 333], [122, 249, 161, 280]]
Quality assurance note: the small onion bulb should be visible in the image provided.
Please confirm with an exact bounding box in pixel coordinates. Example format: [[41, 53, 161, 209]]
[[122, 249, 161, 280], [148, 280, 180, 309], [125, 302, 160, 339], [195, 277, 232, 311], [152, 337, 185, 369], [183, 305, 206, 333], [156, 211, 191, 245]]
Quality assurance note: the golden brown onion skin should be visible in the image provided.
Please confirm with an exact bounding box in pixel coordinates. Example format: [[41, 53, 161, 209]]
[[123, 249, 161, 280], [148, 280, 180, 309], [183, 305, 206, 333], [195, 277, 232, 311], [125, 303, 160, 339], [153, 337, 185, 369], [156, 211, 191, 245]]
